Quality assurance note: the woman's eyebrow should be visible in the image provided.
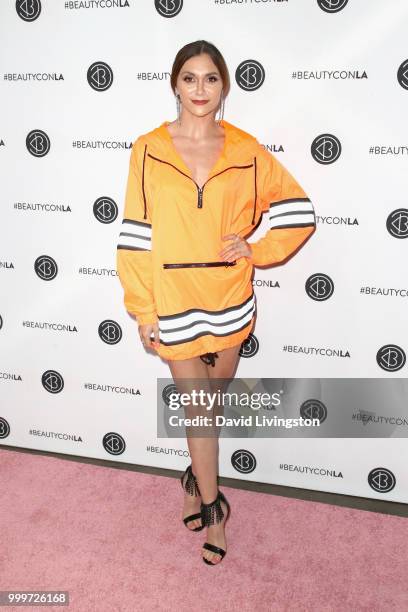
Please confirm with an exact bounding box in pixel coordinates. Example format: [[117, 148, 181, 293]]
[[180, 70, 219, 76]]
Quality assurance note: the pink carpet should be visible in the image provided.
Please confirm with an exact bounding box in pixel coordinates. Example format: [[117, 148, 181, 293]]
[[0, 447, 407, 612]]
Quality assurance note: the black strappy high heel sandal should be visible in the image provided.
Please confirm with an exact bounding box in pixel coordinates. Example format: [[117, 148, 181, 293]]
[[200, 490, 231, 565], [180, 464, 204, 532]]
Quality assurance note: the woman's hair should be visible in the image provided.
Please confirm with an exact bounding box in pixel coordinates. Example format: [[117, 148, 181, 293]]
[[170, 40, 230, 97]]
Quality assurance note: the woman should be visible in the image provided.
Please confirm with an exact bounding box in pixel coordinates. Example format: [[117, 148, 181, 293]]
[[116, 40, 316, 565]]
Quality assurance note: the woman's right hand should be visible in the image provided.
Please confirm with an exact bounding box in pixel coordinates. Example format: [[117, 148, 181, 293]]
[[138, 321, 160, 350]]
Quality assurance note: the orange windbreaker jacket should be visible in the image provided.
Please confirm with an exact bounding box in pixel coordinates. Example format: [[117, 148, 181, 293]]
[[116, 120, 316, 361]]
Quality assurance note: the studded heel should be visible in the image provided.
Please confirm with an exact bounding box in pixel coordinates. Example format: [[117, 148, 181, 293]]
[[200, 490, 231, 565], [180, 464, 204, 532]]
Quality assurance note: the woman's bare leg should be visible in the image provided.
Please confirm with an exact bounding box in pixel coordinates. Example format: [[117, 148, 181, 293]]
[[167, 354, 216, 531], [167, 343, 242, 563], [200, 344, 241, 564]]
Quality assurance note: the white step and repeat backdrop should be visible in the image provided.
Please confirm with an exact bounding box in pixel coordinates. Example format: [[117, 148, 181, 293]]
[[1, 0, 408, 503]]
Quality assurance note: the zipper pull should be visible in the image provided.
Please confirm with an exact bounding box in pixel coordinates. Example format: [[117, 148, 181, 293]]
[[197, 187, 203, 208]]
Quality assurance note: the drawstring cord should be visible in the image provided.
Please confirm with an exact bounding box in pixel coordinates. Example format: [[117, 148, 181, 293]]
[[142, 143, 147, 220], [251, 156, 257, 225], [200, 352, 219, 367]]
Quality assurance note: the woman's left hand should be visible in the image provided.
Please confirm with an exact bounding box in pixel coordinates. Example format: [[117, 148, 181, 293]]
[[219, 233, 252, 262]]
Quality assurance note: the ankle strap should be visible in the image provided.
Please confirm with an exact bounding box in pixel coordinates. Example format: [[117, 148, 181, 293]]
[[201, 491, 225, 527]]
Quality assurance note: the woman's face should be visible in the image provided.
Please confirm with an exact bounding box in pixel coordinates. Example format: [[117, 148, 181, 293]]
[[175, 53, 223, 120]]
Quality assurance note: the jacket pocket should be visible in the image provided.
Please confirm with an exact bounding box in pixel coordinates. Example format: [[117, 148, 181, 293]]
[[157, 257, 253, 315]]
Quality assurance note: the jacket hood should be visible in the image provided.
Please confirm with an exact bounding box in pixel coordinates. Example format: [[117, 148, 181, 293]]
[[139, 119, 260, 174]]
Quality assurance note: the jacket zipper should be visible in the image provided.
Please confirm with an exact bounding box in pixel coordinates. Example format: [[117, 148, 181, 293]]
[[147, 152, 254, 210], [163, 261, 237, 269]]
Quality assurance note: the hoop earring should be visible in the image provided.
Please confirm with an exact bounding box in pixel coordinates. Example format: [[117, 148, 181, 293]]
[[217, 91, 225, 125]]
